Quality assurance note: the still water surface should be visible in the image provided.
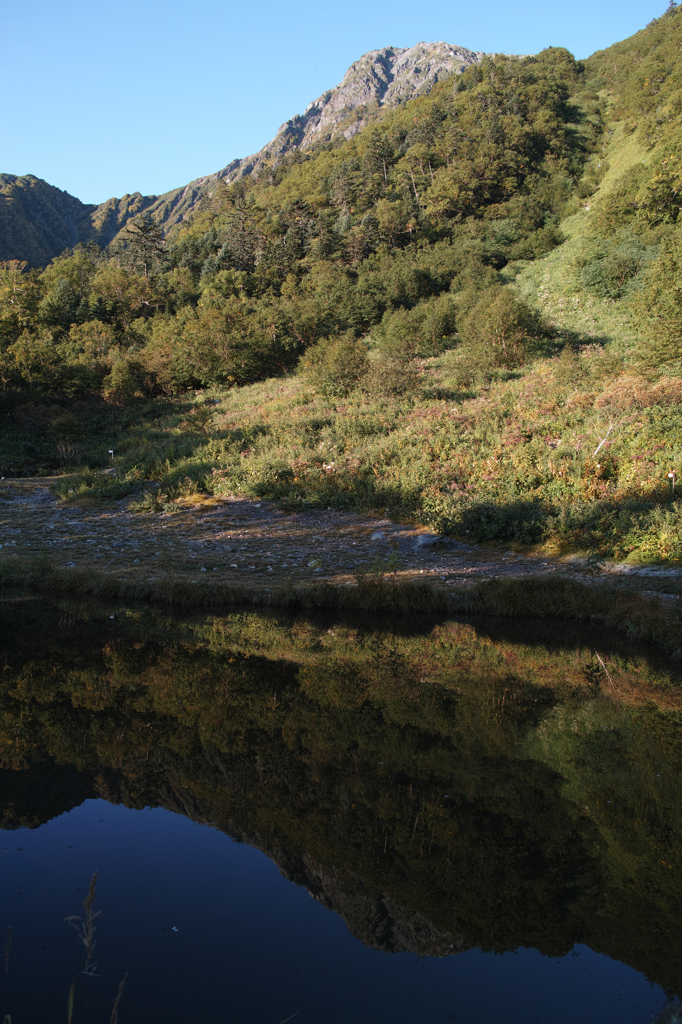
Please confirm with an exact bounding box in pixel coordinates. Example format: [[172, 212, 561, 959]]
[[0, 597, 680, 1023]]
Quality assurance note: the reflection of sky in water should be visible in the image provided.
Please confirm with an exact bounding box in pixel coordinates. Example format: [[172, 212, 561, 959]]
[[1, 799, 666, 1024]]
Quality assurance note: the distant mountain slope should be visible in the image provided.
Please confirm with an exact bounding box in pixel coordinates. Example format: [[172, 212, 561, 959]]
[[0, 174, 157, 267], [0, 174, 97, 267], [0, 42, 487, 266]]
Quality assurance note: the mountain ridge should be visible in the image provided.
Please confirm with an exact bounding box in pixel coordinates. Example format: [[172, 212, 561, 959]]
[[0, 41, 489, 267], [210, 42, 487, 182]]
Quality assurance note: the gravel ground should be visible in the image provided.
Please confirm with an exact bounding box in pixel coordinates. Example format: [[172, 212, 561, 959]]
[[2, 479, 682, 597]]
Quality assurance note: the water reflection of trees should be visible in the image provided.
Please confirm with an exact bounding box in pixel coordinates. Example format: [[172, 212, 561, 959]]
[[1, 598, 681, 991]]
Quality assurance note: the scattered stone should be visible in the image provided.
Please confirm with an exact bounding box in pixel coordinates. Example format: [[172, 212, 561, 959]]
[[3, 480, 682, 602]]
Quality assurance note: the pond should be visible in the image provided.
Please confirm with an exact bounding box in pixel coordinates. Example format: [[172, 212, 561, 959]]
[[0, 596, 681, 1024]]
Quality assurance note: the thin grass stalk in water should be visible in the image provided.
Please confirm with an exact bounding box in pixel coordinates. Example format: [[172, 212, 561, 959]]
[[2, 927, 11, 1024], [109, 974, 127, 1024], [66, 870, 100, 1023]]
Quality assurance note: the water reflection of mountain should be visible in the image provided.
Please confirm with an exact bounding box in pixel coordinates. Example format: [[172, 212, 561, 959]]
[[3, 755, 465, 956], [1, 597, 681, 990]]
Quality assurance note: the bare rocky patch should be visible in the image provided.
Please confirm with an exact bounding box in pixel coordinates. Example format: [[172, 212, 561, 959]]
[[2, 478, 682, 600]]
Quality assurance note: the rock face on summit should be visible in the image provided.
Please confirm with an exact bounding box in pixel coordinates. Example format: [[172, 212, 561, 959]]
[[1, 41, 487, 265], [214, 42, 485, 184], [315, 41, 484, 127], [284, 42, 484, 146]]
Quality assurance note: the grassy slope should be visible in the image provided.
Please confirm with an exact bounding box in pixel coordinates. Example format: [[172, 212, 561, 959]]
[[90, 121, 681, 561], [145, 60, 677, 564], [512, 124, 653, 350], [8, 13, 682, 571]]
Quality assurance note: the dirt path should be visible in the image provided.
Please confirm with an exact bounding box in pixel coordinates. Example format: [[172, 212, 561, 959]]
[[2, 478, 681, 599]]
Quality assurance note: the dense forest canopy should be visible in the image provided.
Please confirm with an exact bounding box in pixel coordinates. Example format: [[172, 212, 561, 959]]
[[3, 9, 682, 561]]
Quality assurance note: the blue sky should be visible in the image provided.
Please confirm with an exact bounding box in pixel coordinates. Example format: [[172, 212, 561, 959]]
[[3, 0, 663, 205]]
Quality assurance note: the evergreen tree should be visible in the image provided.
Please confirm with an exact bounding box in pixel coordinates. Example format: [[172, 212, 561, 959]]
[[120, 216, 168, 279]]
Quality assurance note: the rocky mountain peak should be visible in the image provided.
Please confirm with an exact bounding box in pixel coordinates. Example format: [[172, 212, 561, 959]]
[[215, 41, 486, 184], [295, 41, 486, 147]]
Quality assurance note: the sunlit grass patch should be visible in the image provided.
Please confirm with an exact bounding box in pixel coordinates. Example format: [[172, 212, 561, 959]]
[[51, 469, 141, 504]]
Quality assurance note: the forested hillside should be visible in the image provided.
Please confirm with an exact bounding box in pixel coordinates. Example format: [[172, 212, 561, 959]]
[[1, 43, 483, 268], [2, 9, 682, 565]]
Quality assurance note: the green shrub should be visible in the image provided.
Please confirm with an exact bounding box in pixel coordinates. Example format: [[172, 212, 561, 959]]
[[128, 489, 168, 514], [373, 294, 457, 360], [460, 288, 545, 369], [421, 491, 682, 562], [299, 333, 369, 396], [422, 494, 547, 544], [102, 358, 150, 401], [632, 236, 682, 366], [508, 223, 566, 261], [576, 233, 652, 299]]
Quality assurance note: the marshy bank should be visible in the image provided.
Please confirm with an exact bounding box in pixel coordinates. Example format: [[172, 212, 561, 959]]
[[2, 477, 682, 655]]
